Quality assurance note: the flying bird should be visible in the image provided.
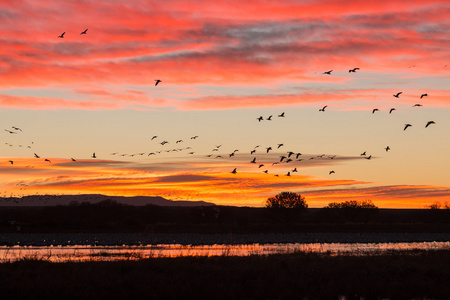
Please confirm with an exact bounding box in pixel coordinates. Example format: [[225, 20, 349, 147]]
[[319, 105, 327, 112], [231, 168, 237, 174], [393, 92, 402, 98], [8, 160, 13, 164], [413, 104, 423, 107], [151, 136, 158, 140], [277, 144, 284, 149], [389, 108, 396, 114], [263, 170, 268, 174], [425, 121, 436, 128], [34, 153, 40, 158], [250, 157, 256, 163], [404, 124, 412, 131], [71, 158, 76, 162], [420, 93, 428, 99], [349, 68, 360, 73], [360, 151, 366, 156], [266, 147, 272, 153], [155, 79, 162, 86], [92, 153, 96, 158], [12, 126, 22, 131], [372, 108, 379, 114], [257, 116, 264, 122], [267, 115, 273, 121], [329, 170, 335, 175], [80, 29, 88, 35], [258, 164, 264, 168], [385, 146, 390, 152], [323, 70, 332, 75], [250, 150, 256, 155], [278, 112, 285, 117], [45, 159, 51, 163], [58, 32, 65, 38], [292, 168, 298, 172], [191, 136, 198, 139], [365, 155, 372, 160], [4, 129, 16, 134]]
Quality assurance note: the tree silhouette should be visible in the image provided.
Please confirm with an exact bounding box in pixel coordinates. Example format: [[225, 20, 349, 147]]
[[323, 199, 378, 222], [265, 192, 308, 223]]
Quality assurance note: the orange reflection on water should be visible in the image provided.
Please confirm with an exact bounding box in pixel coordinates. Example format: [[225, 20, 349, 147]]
[[1, 242, 450, 263]]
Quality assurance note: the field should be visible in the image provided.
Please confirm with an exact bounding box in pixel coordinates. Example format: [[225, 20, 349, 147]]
[[1, 250, 450, 299]]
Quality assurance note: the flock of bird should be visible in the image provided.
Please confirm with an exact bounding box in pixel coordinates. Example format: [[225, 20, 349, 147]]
[[1, 30, 441, 189]]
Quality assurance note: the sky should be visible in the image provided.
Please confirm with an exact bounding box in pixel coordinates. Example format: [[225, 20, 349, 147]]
[[0, 0, 449, 208]]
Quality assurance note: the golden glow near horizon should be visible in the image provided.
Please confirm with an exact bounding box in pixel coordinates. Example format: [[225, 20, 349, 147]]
[[1, 0, 449, 208]]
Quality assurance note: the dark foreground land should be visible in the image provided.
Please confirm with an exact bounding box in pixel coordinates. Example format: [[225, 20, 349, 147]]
[[1, 250, 449, 299], [1, 202, 450, 234]]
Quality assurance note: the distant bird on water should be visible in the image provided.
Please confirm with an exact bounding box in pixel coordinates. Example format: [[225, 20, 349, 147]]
[[349, 68, 360, 73], [420, 93, 428, 99], [155, 79, 162, 86], [80, 29, 88, 35], [393, 92, 402, 98], [58, 32, 65, 38], [404, 124, 412, 131], [425, 121, 436, 128]]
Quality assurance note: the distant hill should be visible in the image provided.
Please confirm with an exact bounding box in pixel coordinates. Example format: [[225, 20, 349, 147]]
[[0, 194, 216, 207]]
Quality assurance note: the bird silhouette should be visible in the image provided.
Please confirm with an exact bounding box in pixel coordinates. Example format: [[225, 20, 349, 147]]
[[393, 92, 402, 98], [58, 32, 65, 38], [229, 153, 235, 157], [4, 129, 16, 134], [151, 136, 158, 140], [404, 124, 412, 131], [319, 105, 327, 112], [389, 108, 396, 114], [231, 168, 237, 174], [191, 136, 198, 139], [80, 29, 88, 35], [250, 157, 256, 163], [349, 68, 360, 72], [71, 158, 76, 162], [176, 140, 183, 143], [12, 126, 22, 131], [365, 155, 372, 160], [292, 168, 298, 172], [250, 150, 256, 155], [263, 170, 268, 174], [280, 156, 287, 162], [425, 121, 436, 128], [277, 144, 284, 149], [278, 112, 285, 117], [92, 153, 96, 158], [360, 151, 366, 156], [385, 146, 390, 152], [258, 164, 264, 168], [420, 93, 428, 99], [45, 159, 51, 163], [329, 170, 335, 175], [155, 79, 162, 86], [266, 147, 272, 153], [413, 104, 422, 107], [323, 70, 332, 75], [257, 116, 263, 122], [372, 108, 379, 114], [8, 160, 13, 164], [286, 172, 291, 176], [296, 153, 302, 159], [267, 115, 273, 121]]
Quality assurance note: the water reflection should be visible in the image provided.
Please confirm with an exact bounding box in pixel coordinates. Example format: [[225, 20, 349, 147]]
[[1, 242, 449, 263]]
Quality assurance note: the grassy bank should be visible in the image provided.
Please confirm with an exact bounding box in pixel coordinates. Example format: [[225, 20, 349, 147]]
[[1, 250, 449, 299]]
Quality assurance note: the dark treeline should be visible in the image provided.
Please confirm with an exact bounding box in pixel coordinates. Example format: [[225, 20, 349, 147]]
[[1, 199, 450, 233]]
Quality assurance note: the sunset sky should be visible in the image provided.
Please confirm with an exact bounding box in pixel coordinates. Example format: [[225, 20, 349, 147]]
[[1, 0, 449, 208]]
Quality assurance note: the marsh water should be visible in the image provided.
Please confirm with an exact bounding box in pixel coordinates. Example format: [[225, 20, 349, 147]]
[[2, 241, 450, 262]]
